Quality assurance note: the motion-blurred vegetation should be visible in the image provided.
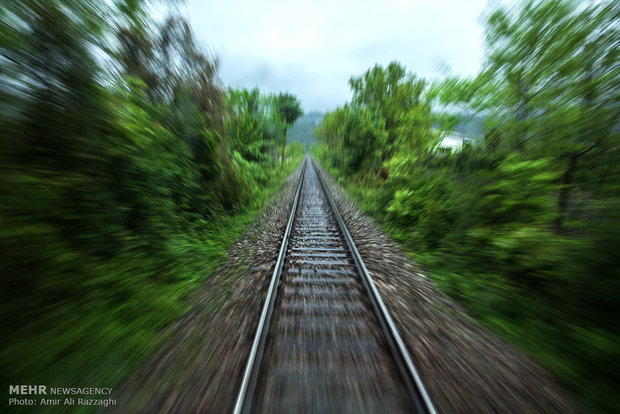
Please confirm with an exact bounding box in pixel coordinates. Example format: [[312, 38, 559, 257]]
[[1, 0, 303, 404], [314, 0, 619, 412]]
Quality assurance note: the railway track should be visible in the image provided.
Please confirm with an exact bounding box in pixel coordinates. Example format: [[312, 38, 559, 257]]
[[234, 156, 436, 414]]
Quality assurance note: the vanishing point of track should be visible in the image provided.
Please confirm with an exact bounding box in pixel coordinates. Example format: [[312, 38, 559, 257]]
[[234, 156, 437, 414]]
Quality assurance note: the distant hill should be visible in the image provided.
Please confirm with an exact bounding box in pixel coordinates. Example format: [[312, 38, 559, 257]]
[[287, 111, 324, 149], [453, 114, 485, 137], [433, 112, 486, 137]]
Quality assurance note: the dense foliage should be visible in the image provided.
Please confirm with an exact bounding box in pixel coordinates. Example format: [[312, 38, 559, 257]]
[[1, 0, 304, 397], [314, 1, 619, 412]]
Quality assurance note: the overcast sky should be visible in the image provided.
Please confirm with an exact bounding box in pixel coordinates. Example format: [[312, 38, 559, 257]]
[[181, 0, 488, 112]]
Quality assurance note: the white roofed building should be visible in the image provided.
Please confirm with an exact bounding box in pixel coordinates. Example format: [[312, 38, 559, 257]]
[[437, 132, 473, 151]]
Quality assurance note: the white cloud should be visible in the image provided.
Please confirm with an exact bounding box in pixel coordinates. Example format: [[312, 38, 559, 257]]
[[182, 0, 487, 112]]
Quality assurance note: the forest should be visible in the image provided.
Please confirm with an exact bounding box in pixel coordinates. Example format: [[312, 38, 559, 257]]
[[2, 0, 619, 412], [313, 1, 619, 412], [1, 0, 303, 397]]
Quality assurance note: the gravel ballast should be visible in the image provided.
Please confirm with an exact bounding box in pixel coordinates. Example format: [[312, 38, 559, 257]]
[[109, 159, 577, 413]]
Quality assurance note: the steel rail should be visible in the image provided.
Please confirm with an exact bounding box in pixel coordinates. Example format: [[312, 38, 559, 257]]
[[312, 157, 437, 414], [234, 156, 437, 414], [232, 157, 307, 414]]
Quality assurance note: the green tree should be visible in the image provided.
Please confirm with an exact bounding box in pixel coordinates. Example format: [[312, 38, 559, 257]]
[[275, 92, 303, 165], [349, 61, 429, 159], [481, 0, 620, 229]]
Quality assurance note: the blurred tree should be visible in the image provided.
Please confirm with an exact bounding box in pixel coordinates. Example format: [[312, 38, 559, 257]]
[[314, 108, 347, 169], [226, 87, 294, 184], [275, 92, 303, 165], [349, 62, 429, 158], [482, 0, 620, 229]]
